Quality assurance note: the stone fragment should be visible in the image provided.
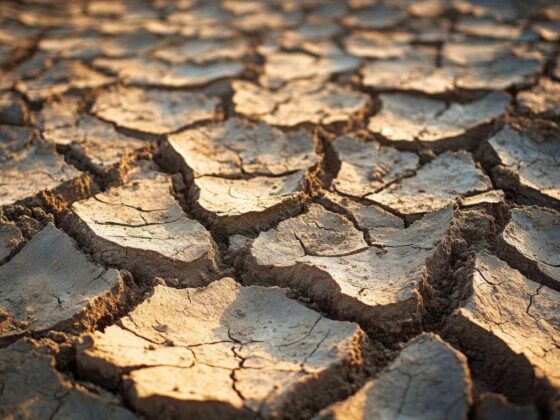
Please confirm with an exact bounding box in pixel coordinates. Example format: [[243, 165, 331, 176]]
[[15, 60, 115, 102], [0, 91, 29, 125], [368, 92, 510, 151], [443, 252, 560, 401], [164, 118, 318, 177], [318, 333, 472, 420], [0, 339, 136, 419], [0, 141, 86, 206], [498, 207, 560, 290], [93, 56, 243, 87], [77, 278, 365, 419], [368, 151, 492, 217], [91, 86, 221, 135], [65, 174, 218, 286], [332, 135, 420, 197], [39, 96, 148, 172], [246, 204, 455, 337], [484, 125, 560, 207], [232, 80, 370, 127], [0, 223, 131, 343], [517, 78, 560, 118]]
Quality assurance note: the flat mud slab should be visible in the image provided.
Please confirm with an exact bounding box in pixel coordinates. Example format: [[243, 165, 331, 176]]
[[0, 222, 23, 262], [317, 333, 472, 420], [39, 95, 149, 174], [482, 125, 560, 207], [91, 86, 222, 136], [1, 0, 560, 418], [360, 40, 545, 94], [498, 206, 560, 290], [368, 92, 510, 151], [92, 57, 244, 88], [443, 252, 559, 404], [367, 151, 492, 219], [517, 78, 560, 118], [0, 339, 136, 419], [0, 127, 94, 207], [64, 172, 219, 286], [332, 134, 420, 198], [0, 223, 132, 344], [244, 204, 457, 339], [232, 80, 370, 127], [160, 118, 319, 236], [77, 278, 365, 419], [15, 60, 116, 103]]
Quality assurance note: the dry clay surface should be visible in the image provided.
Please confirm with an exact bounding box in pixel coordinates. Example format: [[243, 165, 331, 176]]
[[1, 0, 560, 419]]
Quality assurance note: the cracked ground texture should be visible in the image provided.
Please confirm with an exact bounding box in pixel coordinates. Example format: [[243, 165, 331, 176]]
[[0, 1, 559, 419]]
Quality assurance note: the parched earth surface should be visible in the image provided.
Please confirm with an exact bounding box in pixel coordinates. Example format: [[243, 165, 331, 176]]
[[0, 0, 559, 419]]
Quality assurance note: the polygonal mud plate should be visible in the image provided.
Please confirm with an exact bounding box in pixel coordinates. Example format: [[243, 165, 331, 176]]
[[332, 135, 420, 198], [160, 118, 319, 236], [317, 333, 472, 420], [443, 252, 560, 402], [232, 79, 370, 127], [39, 95, 148, 172], [163, 118, 318, 178], [517, 78, 560, 118], [368, 92, 510, 151], [245, 204, 456, 338], [0, 223, 132, 343], [0, 141, 91, 207], [0, 339, 136, 419], [15, 60, 116, 102], [190, 172, 308, 237], [77, 278, 365, 419], [367, 151, 492, 219], [498, 206, 560, 290], [93, 56, 244, 87], [91, 85, 221, 136], [65, 173, 219, 286], [484, 125, 560, 207]]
